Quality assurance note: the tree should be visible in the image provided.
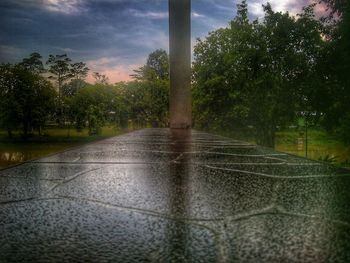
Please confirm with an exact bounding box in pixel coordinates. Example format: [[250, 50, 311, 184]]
[[131, 49, 169, 81], [71, 62, 89, 80], [62, 79, 88, 97], [192, 1, 324, 147], [0, 64, 56, 137], [87, 105, 104, 135], [121, 80, 169, 127], [62, 62, 89, 97], [130, 49, 170, 127], [316, 0, 350, 144], [69, 84, 122, 132], [93, 72, 109, 85], [46, 54, 73, 125], [320, 0, 347, 17], [0, 64, 19, 137], [46, 54, 73, 97], [19, 52, 45, 74]]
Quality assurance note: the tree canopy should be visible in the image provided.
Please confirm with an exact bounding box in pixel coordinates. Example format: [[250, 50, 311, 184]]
[[132, 49, 169, 81], [192, 1, 330, 147], [0, 64, 56, 137]]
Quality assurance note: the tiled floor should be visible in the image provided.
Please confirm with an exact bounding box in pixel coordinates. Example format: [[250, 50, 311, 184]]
[[1, 129, 349, 262]]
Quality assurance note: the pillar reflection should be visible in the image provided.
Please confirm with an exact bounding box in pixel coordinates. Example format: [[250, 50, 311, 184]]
[[165, 129, 192, 259]]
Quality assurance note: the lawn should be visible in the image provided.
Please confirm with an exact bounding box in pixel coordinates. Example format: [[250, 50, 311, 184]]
[[275, 129, 350, 167], [0, 126, 130, 169], [210, 128, 350, 168]]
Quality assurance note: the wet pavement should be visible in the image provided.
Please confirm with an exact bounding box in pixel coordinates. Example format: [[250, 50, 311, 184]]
[[0, 128, 350, 262]]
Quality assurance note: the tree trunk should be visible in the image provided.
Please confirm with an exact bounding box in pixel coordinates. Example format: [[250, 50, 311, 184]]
[[23, 122, 29, 139], [7, 128, 12, 138], [58, 74, 64, 127], [255, 125, 275, 148]]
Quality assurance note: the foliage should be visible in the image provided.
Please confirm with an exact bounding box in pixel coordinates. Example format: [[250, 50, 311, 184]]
[[318, 154, 339, 164], [124, 81, 169, 127], [62, 79, 88, 97], [0, 44, 170, 140], [318, 0, 350, 144], [46, 54, 89, 125], [320, 0, 347, 17], [192, 1, 325, 147], [46, 55, 89, 92], [19, 53, 45, 74], [71, 62, 89, 80], [130, 49, 170, 126], [0, 48, 169, 137], [87, 105, 104, 135], [92, 72, 109, 85], [46, 54, 73, 95], [69, 84, 125, 131], [338, 112, 350, 145], [0, 64, 56, 137], [66, 62, 89, 97], [132, 49, 169, 81]]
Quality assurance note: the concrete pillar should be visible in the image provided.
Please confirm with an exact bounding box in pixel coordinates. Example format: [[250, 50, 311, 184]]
[[169, 0, 192, 129]]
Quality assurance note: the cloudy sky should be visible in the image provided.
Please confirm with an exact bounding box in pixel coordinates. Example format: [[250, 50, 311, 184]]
[[0, 0, 314, 83]]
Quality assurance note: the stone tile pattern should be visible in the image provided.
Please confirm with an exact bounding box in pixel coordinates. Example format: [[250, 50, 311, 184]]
[[0, 128, 350, 262]]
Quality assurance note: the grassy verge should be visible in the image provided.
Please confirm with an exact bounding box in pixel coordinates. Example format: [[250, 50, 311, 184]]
[[209, 128, 350, 168], [0, 126, 130, 169], [275, 129, 350, 167]]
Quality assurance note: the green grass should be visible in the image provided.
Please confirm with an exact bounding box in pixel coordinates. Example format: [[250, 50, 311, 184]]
[[0, 126, 124, 143], [275, 129, 350, 168], [0, 126, 131, 169], [210, 128, 350, 168]]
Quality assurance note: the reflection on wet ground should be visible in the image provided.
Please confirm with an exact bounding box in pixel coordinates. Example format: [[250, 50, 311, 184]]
[[0, 143, 77, 169], [0, 128, 350, 262], [0, 151, 39, 168]]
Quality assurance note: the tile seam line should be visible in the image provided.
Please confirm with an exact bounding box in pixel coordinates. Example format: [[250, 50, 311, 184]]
[[0, 196, 220, 235], [1, 197, 349, 227], [204, 165, 350, 178]]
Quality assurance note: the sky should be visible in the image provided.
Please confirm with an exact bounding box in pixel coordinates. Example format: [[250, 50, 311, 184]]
[[0, 0, 315, 83]]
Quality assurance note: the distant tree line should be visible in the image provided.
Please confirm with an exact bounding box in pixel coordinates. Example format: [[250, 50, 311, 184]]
[[0, 49, 169, 137], [192, 0, 350, 147]]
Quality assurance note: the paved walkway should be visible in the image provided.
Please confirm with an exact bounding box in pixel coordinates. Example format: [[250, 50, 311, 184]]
[[0, 129, 350, 262]]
